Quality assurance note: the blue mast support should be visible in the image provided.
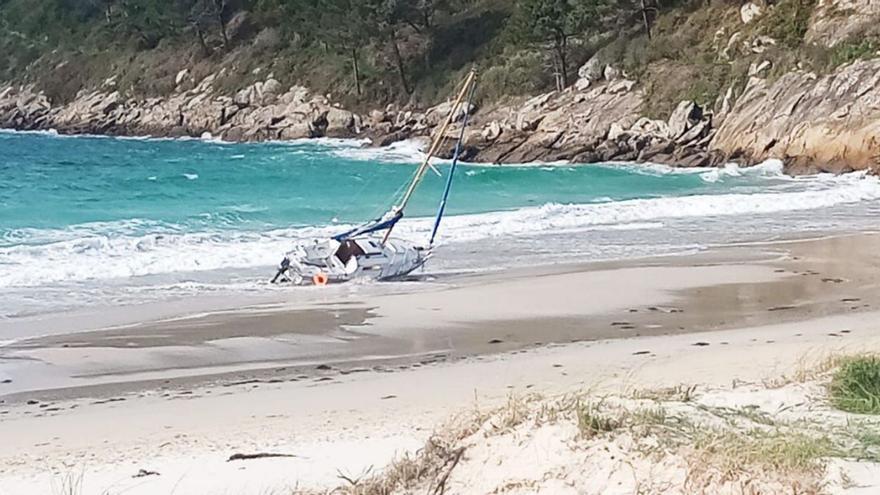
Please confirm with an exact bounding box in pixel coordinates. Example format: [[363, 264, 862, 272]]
[[334, 211, 403, 242], [429, 77, 478, 246]]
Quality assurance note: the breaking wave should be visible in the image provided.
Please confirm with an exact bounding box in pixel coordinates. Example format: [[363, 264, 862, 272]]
[[2, 171, 878, 287]]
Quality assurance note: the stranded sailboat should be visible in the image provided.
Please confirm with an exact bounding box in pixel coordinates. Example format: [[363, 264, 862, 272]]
[[271, 70, 478, 285]]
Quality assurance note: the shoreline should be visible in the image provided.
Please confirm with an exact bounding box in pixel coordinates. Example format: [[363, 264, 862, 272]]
[[2, 231, 879, 402], [3, 232, 880, 493]]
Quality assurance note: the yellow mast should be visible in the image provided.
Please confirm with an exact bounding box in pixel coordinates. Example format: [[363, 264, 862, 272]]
[[383, 69, 477, 244]]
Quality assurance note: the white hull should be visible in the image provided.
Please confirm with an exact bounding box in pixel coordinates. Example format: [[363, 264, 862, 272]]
[[273, 236, 430, 285]]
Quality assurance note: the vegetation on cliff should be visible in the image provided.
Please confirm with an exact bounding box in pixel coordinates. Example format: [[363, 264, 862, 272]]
[[1, 0, 879, 118]]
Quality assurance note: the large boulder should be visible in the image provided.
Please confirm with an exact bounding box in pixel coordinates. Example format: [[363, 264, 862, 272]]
[[667, 101, 703, 139], [425, 100, 476, 127], [578, 55, 604, 82], [740, 2, 762, 24]]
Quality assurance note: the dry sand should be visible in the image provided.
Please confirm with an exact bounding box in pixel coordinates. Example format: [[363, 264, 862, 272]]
[[2, 233, 880, 494]]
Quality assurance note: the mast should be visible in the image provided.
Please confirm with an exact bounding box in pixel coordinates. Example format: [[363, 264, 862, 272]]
[[382, 69, 477, 244], [430, 74, 477, 246]]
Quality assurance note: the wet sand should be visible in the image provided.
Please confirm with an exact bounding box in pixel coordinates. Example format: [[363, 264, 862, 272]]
[[1, 233, 880, 493], [2, 233, 879, 403]]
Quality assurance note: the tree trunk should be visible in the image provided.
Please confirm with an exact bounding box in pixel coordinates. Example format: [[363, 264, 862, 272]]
[[641, 0, 653, 39], [194, 23, 211, 56], [214, 0, 229, 49], [351, 47, 362, 96], [389, 28, 411, 95], [554, 34, 569, 89]]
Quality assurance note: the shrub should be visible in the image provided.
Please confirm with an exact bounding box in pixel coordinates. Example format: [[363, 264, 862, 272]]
[[830, 356, 880, 415]]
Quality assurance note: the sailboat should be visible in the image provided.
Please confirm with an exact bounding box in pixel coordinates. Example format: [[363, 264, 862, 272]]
[[271, 70, 478, 285]]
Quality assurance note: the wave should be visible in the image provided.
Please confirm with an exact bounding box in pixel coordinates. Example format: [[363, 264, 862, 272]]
[[607, 159, 787, 181], [331, 138, 426, 164], [2, 172, 878, 287]]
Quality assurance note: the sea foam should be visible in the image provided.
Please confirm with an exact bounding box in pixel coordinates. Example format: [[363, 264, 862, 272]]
[[2, 172, 878, 288]]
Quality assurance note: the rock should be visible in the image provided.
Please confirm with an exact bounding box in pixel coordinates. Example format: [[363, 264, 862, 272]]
[[711, 59, 880, 172], [578, 55, 604, 82], [722, 32, 743, 60], [604, 65, 621, 81], [320, 107, 356, 137], [607, 122, 628, 141], [807, 0, 880, 47], [740, 2, 762, 24], [667, 101, 703, 139], [279, 86, 311, 105], [751, 35, 776, 54], [278, 122, 314, 140], [675, 119, 711, 146], [482, 121, 502, 141], [674, 148, 713, 168], [516, 112, 543, 132], [260, 78, 282, 105], [630, 118, 669, 138], [608, 79, 636, 94], [175, 69, 190, 86], [425, 100, 476, 127], [369, 109, 388, 126], [748, 60, 772, 77], [638, 140, 675, 161], [574, 77, 592, 91], [233, 86, 256, 108], [718, 86, 735, 118]]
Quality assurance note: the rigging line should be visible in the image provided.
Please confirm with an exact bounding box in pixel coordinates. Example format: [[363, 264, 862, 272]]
[[382, 70, 477, 244], [382, 71, 475, 219]]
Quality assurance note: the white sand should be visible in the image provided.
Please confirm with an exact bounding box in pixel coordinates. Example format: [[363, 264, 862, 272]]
[[3, 309, 880, 494]]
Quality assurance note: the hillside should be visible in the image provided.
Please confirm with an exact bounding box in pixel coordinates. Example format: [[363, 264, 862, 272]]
[[2, 0, 880, 173]]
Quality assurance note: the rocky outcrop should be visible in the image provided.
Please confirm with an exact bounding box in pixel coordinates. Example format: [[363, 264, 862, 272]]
[[431, 81, 721, 167], [0, 76, 360, 141], [4, 55, 880, 175], [710, 59, 880, 174]]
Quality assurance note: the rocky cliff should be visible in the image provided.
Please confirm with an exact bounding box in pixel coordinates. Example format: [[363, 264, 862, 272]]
[[0, 73, 361, 142], [2, 0, 880, 175], [712, 59, 880, 174]]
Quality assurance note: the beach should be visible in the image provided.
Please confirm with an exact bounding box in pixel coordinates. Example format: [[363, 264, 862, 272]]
[[3, 232, 880, 494]]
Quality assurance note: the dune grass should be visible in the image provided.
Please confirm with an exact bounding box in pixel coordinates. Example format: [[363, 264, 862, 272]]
[[830, 355, 880, 414]]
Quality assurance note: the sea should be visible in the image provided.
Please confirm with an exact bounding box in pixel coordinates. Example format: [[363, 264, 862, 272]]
[[2, 129, 880, 319]]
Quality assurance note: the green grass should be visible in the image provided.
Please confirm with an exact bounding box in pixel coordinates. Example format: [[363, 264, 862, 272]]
[[759, 0, 818, 49], [830, 356, 880, 414]]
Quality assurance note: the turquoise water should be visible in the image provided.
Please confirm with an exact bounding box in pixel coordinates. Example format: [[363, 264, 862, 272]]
[[1, 132, 710, 235], [2, 130, 880, 316]]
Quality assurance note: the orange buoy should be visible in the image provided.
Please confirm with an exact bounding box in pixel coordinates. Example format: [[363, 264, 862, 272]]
[[313, 272, 329, 286]]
